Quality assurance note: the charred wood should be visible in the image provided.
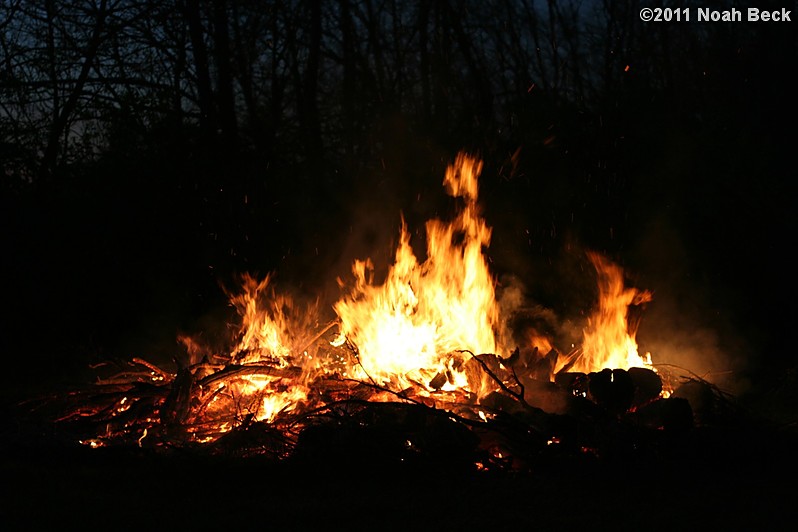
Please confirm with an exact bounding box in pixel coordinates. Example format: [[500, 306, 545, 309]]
[[588, 368, 635, 415], [627, 367, 663, 409]]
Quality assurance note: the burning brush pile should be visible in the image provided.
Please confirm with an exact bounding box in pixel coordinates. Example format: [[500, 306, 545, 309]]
[[27, 153, 735, 471]]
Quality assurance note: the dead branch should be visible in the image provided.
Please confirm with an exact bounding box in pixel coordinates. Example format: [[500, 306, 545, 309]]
[[197, 363, 303, 388], [457, 349, 531, 409], [131, 357, 174, 381], [297, 319, 340, 354]]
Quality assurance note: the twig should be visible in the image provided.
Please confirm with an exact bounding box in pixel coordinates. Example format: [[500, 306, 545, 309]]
[[194, 384, 228, 419], [297, 320, 340, 355], [131, 357, 174, 381], [96, 372, 164, 385], [345, 343, 379, 388], [197, 363, 302, 388], [456, 349, 529, 407], [556, 347, 582, 374]]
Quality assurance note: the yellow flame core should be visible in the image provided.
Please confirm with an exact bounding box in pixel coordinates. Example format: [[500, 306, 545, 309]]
[[177, 152, 665, 441], [570, 251, 653, 373], [334, 154, 501, 389], [229, 273, 321, 370], [230, 274, 294, 365]]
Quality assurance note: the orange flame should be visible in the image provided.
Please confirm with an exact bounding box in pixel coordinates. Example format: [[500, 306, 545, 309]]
[[566, 251, 653, 373], [228, 273, 321, 371], [174, 152, 663, 442], [333, 154, 501, 391]]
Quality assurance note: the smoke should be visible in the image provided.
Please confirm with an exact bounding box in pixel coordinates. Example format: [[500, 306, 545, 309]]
[[496, 273, 584, 356], [490, 217, 751, 398], [640, 312, 750, 395], [630, 215, 751, 396]]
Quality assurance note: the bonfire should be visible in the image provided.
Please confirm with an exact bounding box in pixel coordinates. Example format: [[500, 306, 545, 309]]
[[28, 152, 723, 470]]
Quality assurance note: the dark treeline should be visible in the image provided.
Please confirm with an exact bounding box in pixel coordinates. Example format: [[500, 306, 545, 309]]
[[1, 1, 795, 387]]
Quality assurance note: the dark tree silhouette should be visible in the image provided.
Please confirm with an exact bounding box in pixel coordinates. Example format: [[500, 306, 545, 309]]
[[0, 0, 795, 386]]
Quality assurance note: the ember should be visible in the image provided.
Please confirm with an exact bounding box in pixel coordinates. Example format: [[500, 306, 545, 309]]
[[24, 152, 713, 470]]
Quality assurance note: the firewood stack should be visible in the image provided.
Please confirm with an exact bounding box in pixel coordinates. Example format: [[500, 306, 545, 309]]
[[11, 348, 744, 474]]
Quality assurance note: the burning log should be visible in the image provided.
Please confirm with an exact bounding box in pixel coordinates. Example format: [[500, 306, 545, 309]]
[[196, 362, 303, 388], [428, 371, 448, 390], [161, 366, 194, 427], [464, 352, 509, 397], [23, 352, 729, 473], [627, 367, 663, 408], [554, 371, 590, 397], [505, 346, 559, 381], [587, 369, 636, 415], [518, 376, 575, 415]]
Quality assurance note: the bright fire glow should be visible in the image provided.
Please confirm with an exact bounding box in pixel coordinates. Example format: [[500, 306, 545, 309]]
[[159, 151, 663, 443], [333, 154, 501, 391], [566, 251, 653, 373], [229, 273, 318, 367]]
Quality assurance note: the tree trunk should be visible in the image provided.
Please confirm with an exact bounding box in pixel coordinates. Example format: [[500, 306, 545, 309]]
[[301, 0, 323, 164], [339, 0, 355, 174], [418, 0, 431, 123], [40, 0, 108, 179], [183, 0, 216, 148], [211, 0, 238, 151]]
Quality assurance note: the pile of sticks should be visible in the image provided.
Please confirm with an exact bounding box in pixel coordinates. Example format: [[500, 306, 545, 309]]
[[16, 345, 743, 473]]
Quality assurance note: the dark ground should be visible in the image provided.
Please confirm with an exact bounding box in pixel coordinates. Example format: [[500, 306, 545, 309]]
[[2, 417, 797, 530]]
